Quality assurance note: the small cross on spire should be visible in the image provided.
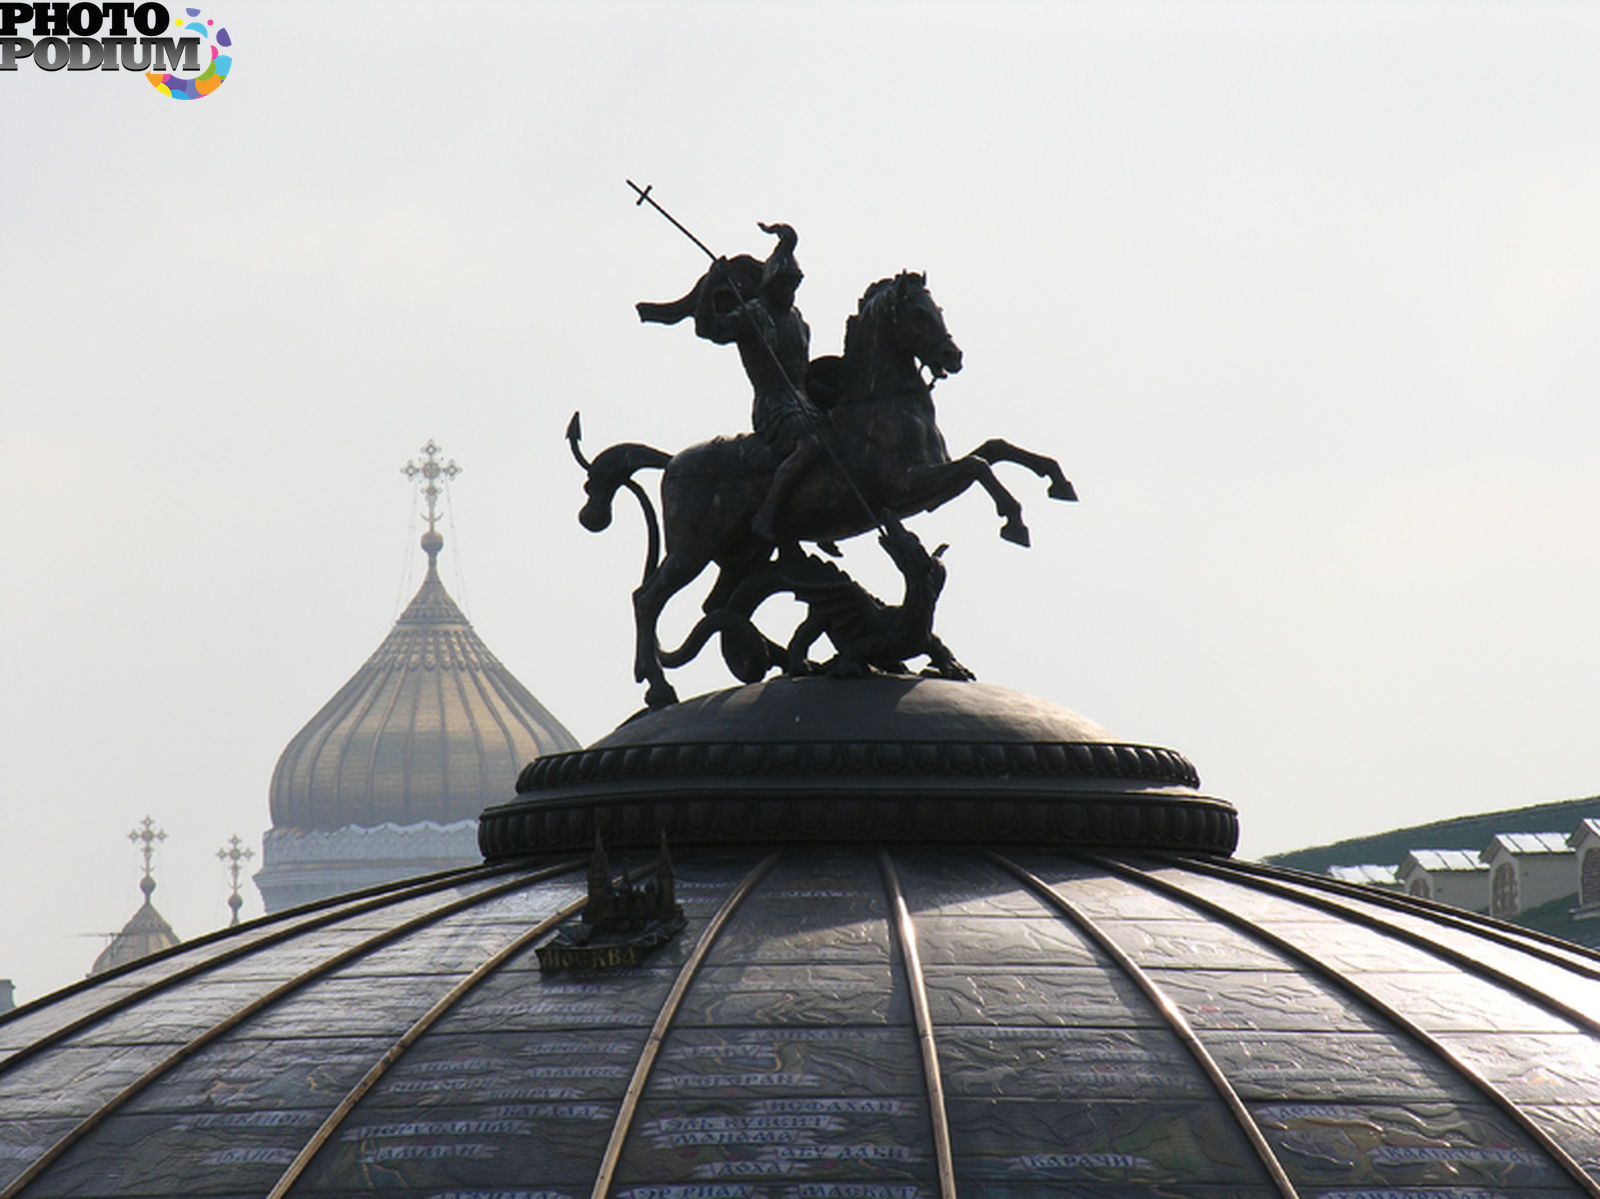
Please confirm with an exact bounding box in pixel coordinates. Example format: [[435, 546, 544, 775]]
[[217, 835, 254, 927], [128, 815, 166, 902]]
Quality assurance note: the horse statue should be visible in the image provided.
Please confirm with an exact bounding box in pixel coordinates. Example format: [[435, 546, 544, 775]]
[[575, 270, 1076, 708]]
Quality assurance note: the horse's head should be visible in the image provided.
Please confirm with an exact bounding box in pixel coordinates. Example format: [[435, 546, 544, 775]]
[[889, 272, 963, 380], [842, 272, 964, 402]]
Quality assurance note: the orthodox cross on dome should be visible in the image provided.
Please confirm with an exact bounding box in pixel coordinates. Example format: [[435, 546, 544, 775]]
[[216, 835, 254, 927], [402, 440, 462, 573], [127, 815, 166, 902], [401, 440, 461, 537]]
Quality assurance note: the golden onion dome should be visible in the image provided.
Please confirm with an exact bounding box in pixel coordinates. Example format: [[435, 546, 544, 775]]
[[268, 532, 579, 833]]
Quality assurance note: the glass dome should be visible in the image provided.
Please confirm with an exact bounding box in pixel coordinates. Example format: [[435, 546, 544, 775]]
[[6, 677, 1600, 1199]]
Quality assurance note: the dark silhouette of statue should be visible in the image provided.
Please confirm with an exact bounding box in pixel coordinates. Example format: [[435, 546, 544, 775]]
[[580, 214, 1078, 708]]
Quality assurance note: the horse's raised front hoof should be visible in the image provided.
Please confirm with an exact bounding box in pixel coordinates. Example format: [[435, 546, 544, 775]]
[[579, 497, 614, 532], [1000, 519, 1031, 548], [1048, 479, 1078, 502], [645, 679, 679, 709]]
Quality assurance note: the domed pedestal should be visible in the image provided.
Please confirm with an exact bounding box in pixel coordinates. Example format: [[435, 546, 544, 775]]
[[480, 676, 1237, 858]]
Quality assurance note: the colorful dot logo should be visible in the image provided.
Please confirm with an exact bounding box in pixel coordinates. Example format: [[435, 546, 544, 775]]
[[147, 7, 230, 99]]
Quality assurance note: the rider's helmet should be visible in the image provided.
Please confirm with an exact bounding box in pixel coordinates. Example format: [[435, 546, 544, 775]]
[[758, 222, 803, 292]]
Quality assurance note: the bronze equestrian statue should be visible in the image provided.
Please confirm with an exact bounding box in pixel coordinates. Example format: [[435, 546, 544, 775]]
[[577, 205, 1076, 709]]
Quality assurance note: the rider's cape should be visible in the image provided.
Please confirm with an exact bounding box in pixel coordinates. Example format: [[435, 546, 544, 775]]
[[637, 255, 844, 412], [636, 255, 763, 326]]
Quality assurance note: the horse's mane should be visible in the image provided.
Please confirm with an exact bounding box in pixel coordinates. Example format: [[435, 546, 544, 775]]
[[843, 272, 923, 360], [858, 276, 899, 310]]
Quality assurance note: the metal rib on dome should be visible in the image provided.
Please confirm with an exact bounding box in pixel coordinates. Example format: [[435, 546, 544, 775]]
[[1086, 853, 1600, 1195], [879, 850, 958, 1199], [988, 852, 1301, 1197], [269, 540, 579, 834], [11, 838, 1600, 1197]]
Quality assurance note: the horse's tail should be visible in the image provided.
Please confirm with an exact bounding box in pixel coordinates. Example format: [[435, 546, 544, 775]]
[[569, 413, 669, 579], [660, 609, 773, 683]]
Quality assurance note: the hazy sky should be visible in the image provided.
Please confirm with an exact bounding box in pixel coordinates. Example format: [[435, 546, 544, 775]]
[[4, 1, 1599, 1002]]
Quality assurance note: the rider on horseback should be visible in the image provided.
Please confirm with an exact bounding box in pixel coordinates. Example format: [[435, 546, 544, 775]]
[[692, 223, 824, 543], [597, 237, 1077, 708]]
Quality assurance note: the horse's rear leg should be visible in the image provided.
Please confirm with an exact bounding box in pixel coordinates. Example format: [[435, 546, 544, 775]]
[[970, 438, 1077, 502], [905, 458, 1031, 547], [633, 551, 708, 709]]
